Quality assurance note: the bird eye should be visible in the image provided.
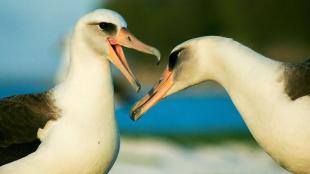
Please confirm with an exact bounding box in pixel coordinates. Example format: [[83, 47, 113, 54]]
[[98, 22, 117, 34], [99, 22, 107, 30], [168, 49, 183, 70]]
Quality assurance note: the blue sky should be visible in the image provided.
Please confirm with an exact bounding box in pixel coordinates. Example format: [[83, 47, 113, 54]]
[[0, 0, 100, 86]]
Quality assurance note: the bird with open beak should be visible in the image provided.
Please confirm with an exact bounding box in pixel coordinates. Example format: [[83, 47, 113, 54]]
[[105, 27, 160, 92], [0, 9, 160, 174], [91, 13, 161, 91]]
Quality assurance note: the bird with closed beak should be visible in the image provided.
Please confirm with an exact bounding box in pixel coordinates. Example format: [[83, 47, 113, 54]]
[[131, 36, 310, 174]]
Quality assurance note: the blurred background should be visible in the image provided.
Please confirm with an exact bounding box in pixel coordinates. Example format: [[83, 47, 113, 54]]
[[1, 0, 310, 173]]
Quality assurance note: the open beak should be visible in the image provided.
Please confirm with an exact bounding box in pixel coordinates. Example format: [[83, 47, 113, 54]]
[[107, 28, 161, 92], [130, 68, 175, 121]]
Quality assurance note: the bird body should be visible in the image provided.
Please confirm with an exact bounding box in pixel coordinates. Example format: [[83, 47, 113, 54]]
[[209, 38, 310, 172], [0, 9, 160, 174], [1, 58, 118, 174], [131, 36, 310, 173]]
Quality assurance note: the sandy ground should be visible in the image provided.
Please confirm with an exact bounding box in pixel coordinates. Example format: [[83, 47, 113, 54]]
[[110, 137, 290, 174]]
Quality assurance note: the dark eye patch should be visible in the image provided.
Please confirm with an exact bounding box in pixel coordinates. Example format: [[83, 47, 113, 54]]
[[98, 22, 117, 35], [168, 48, 183, 70]]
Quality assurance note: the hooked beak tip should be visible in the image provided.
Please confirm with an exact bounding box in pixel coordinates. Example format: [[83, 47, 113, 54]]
[[130, 108, 142, 121], [156, 60, 160, 66], [131, 79, 141, 93], [135, 81, 141, 93], [155, 49, 161, 64], [151, 48, 161, 65]]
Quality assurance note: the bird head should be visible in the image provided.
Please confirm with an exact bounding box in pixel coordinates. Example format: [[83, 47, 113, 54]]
[[130, 36, 228, 120], [74, 9, 161, 92]]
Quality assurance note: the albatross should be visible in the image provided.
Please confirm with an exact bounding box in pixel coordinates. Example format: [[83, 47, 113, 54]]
[[131, 36, 310, 174], [0, 9, 160, 174]]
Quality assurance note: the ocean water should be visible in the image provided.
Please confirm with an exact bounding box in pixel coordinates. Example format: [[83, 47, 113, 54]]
[[116, 94, 247, 135]]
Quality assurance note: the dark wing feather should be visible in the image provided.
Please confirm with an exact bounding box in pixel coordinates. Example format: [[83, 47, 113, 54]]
[[0, 140, 40, 166], [0, 92, 59, 166], [284, 59, 310, 100]]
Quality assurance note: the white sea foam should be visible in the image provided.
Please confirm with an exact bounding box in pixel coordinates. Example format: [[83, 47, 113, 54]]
[[110, 137, 290, 174]]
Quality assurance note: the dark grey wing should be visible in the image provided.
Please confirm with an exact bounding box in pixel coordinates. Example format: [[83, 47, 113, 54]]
[[284, 59, 310, 100], [0, 140, 40, 166], [0, 92, 59, 166]]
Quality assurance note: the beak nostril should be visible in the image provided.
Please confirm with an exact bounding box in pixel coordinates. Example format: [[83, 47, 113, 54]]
[[128, 36, 132, 42]]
